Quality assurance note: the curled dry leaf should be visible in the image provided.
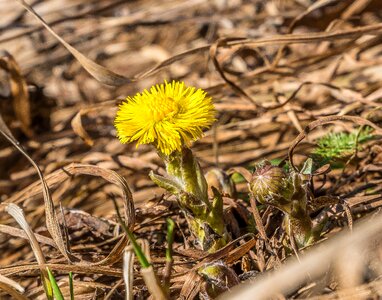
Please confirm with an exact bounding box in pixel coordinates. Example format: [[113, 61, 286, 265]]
[[0, 50, 31, 137], [3, 161, 135, 266], [71, 110, 94, 146]]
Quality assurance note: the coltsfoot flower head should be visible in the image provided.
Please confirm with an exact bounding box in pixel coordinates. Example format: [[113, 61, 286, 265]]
[[115, 80, 216, 155]]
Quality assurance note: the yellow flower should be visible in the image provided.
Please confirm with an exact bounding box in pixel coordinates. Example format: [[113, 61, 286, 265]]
[[115, 81, 216, 155]]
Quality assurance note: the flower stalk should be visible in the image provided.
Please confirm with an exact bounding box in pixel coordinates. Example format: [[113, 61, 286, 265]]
[[115, 81, 232, 298], [151, 147, 229, 252]]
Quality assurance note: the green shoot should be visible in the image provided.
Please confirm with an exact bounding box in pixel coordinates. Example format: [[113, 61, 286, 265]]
[[270, 158, 283, 166], [165, 218, 175, 262], [231, 172, 246, 184], [111, 197, 151, 268], [69, 272, 74, 300], [46, 268, 64, 300], [163, 218, 175, 295]]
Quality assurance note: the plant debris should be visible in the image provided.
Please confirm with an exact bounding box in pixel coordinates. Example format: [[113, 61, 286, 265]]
[[2, 0, 382, 299]]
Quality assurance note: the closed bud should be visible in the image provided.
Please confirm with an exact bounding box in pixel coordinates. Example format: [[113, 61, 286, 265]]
[[249, 161, 293, 212], [205, 168, 235, 198], [199, 261, 240, 299]]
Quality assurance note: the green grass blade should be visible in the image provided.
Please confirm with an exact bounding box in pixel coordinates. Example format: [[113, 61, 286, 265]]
[[165, 218, 175, 262], [46, 268, 64, 300], [111, 197, 151, 268], [69, 272, 74, 300]]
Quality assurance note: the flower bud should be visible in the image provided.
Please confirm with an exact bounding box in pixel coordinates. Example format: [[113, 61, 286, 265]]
[[205, 168, 235, 198], [199, 261, 240, 299], [249, 161, 294, 212]]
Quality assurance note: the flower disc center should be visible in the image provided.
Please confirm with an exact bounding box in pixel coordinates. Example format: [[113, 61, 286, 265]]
[[151, 97, 179, 122]]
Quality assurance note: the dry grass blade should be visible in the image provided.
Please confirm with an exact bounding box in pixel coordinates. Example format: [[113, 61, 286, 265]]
[[210, 37, 258, 107], [2, 165, 133, 266], [0, 263, 122, 277], [250, 195, 267, 242], [225, 23, 382, 48], [94, 235, 129, 267], [0, 203, 52, 298], [104, 279, 124, 300], [141, 22, 382, 83], [6, 163, 135, 233], [15, 0, 131, 86], [224, 238, 258, 265], [0, 274, 25, 293], [141, 266, 168, 300], [227, 167, 252, 183], [288, 0, 339, 33], [5, 162, 136, 266], [341, 0, 373, 20], [123, 248, 134, 300], [14, 0, 382, 91], [0, 275, 29, 300], [0, 224, 56, 248], [0, 113, 72, 262], [179, 270, 202, 300]]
